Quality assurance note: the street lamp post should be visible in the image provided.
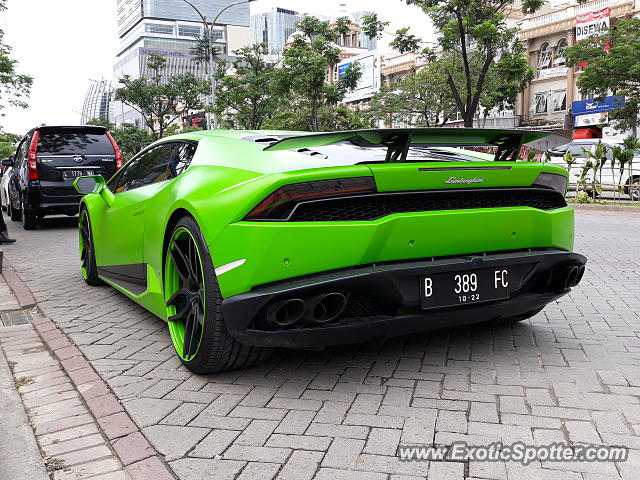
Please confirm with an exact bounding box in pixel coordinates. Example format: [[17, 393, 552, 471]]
[[182, 0, 255, 129]]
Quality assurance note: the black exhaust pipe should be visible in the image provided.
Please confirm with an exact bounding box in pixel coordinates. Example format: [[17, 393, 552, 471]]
[[304, 293, 347, 325], [564, 266, 579, 289], [265, 298, 305, 328], [574, 266, 585, 286]]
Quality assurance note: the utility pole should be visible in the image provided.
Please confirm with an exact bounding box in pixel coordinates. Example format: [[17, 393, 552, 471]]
[[182, 0, 255, 129]]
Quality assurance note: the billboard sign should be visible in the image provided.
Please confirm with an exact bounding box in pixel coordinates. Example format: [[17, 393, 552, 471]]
[[576, 7, 610, 41], [572, 96, 625, 115], [575, 112, 608, 127], [537, 66, 567, 79], [338, 50, 381, 103]]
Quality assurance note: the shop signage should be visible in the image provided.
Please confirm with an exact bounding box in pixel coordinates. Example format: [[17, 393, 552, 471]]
[[538, 67, 568, 79], [576, 7, 610, 41], [572, 96, 625, 115]]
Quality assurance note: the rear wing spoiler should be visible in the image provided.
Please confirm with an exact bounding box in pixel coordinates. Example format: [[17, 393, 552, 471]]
[[263, 128, 552, 162]]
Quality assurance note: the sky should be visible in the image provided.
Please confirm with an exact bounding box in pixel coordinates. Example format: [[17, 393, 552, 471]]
[[0, 0, 435, 135]]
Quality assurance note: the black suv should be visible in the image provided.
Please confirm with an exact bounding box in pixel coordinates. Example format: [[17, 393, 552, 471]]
[[6, 125, 122, 229]]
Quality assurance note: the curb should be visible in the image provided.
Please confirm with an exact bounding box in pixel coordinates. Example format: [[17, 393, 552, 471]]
[[2, 262, 36, 308], [1, 258, 176, 480], [571, 203, 640, 213]]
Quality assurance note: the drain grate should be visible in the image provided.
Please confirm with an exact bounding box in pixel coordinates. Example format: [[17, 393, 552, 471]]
[[0, 310, 32, 326]]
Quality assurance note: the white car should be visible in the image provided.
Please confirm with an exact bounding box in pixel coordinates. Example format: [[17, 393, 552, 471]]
[[0, 156, 13, 210], [548, 139, 640, 199]]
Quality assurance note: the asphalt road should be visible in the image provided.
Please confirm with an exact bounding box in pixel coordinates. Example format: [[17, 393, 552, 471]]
[[2, 209, 639, 480]]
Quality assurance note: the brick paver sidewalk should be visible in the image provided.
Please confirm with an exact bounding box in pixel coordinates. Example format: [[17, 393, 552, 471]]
[[1, 210, 639, 479]]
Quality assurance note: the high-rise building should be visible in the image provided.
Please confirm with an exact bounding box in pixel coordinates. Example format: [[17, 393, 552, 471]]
[[251, 8, 304, 55], [112, 0, 251, 127], [81, 80, 113, 124], [352, 11, 377, 51]]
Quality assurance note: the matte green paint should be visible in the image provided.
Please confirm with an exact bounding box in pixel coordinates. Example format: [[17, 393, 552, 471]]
[[212, 206, 574, 298], [77, 129, 575, 323]]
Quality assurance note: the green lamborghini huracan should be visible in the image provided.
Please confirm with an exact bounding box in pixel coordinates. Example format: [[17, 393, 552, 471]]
[[74, 128, 586, 373]]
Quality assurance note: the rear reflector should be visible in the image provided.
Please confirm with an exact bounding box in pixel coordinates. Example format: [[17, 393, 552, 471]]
[[246, 177, 376, 220], [27, 130, 40, 180]]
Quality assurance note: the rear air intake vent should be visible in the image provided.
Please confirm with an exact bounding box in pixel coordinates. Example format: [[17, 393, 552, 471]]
[[284, 188, 567, 222]]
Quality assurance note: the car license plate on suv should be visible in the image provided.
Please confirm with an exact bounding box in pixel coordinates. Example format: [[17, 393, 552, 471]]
[[420, 266, 528, 309], [63, 170, 96, 179]]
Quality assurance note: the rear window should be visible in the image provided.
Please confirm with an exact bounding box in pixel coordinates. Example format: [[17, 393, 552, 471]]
[[37, 132, 114, 155], [274, 140, 491, 165]]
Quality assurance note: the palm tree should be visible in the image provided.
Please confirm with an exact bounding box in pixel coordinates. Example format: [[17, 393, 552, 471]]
[[563, 152, 576, 198], [611, 146, 626, 201], [622, 136, 640, 201], [582, 142, 607, 202]]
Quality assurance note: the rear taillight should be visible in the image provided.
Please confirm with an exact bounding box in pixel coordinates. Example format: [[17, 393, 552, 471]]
[[532, 172, 568, 196], [246, 177, 376, 220], [27, 131, 40, 180], [106, 131, 123, 170]]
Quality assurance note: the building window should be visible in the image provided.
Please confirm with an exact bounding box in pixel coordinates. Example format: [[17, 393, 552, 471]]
[[555, 38, 568, 66], [146, 23, 174, 35], [551, 89, 567, 111], [538, 42, 552, 69], [178, 25, 201, 37], [534, 92, 548, 114]]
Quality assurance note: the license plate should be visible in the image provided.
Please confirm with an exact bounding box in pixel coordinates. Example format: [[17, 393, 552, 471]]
[[63, 170, 96, 179], [420, 265, 530, 309]]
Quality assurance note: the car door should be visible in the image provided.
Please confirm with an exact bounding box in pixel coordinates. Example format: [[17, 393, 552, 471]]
[[94, 142, 177, 289]]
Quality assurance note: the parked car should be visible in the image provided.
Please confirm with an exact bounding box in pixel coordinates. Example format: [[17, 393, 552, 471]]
[[548, 139, 640, 199], [0, 154, 14, 209], [73, 128, 586, 373], [6, 125, 122, 229]]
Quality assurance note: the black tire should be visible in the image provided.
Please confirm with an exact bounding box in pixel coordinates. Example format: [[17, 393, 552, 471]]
[[8, 197, 20, 221], [165, 216, 270, 374], [627, 177, 640, 201], [485, 308, 544, 327], [21, 197, 37, 230], [79, 208, 103, 286]]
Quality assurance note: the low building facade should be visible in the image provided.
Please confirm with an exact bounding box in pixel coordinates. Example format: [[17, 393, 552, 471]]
[[517, 0, 638, 133]]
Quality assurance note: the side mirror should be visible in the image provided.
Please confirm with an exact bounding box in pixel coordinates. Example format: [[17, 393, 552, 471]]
[[74, 175, 105, 194], [1, 158, 14, 167], [73, 175, 115, 207]]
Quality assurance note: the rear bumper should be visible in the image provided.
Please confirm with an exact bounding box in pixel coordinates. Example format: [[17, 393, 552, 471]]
[[211, 206, 575, 298], [25, 184, 81, 215], [221, 249, 586, 349]]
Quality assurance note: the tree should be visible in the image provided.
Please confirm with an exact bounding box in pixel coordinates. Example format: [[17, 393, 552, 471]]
[[0, 131, 19, 158], [478, 42, 535, 125], [363, 0, 543, 127], [88, 120, 155, 161], [367, 60, 457, 127], [620, 135, 640, 200], [563, 151, 576, 179], [191, 30, 223, 73], [115, 54, 210, 139], [273, 17, 362, 131], [564, 18, 640, 134], [0, 1, 32, 123], [214, 44, 281, 130], [262, 104, 374, 131], [581, 142, 607, 201]]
